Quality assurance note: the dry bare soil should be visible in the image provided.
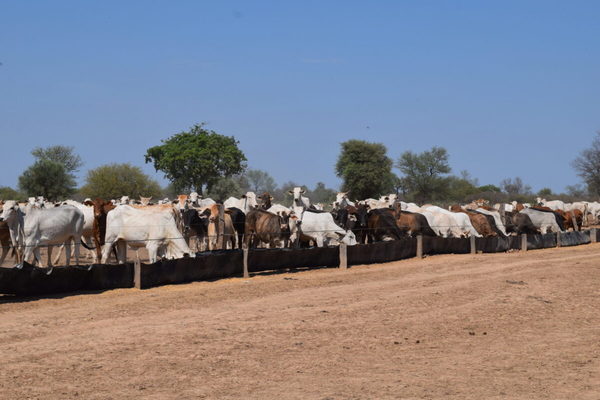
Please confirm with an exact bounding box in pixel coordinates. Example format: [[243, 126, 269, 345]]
[[1, 245, 599, 399]]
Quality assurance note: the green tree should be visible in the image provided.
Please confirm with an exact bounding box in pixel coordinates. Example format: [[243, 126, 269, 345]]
[[572, 132, 600, 196], [335, 140, 395, 200], [245, 169, 277, 194], [0, 186, 23, 201], [395, 146, 451, 203], [309, 182, 337, 204], [206, 175, 250, 202], [18, 159, 76, 200], [31, 145, 83, 173], [80, 163, 163, 200], [145, 123, 247, 195], [477, 184, 501, 193], [537, 187, 553, 197], [446, 176, 478, 202]]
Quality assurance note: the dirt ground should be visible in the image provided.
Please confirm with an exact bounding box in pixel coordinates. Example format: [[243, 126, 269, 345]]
[[1, 245, 599, 399]]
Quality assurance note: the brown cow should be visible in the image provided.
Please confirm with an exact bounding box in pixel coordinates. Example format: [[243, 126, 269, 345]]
[[449, 205, 497, 237], [367, 208, 404, 242], [205, 204, 236, 250], [392, 206, 436, 237], [0, 220, 14, 265], [244, 209, 288, 248], [84, 198, 116, 261]]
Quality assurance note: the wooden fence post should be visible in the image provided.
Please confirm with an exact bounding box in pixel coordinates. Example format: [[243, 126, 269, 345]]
[[339, 243, 347, 270], [242, 247, 249, 278], [470, 235, 476, 254], [591, 228, 597, 243], [416, 235, 423, 258], [521, 233, 527, 252], [217, 204, 225, 250], [134, 258, 142, 289]]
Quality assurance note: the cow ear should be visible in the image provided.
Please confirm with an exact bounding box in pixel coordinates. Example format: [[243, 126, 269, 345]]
[[269, 196, 274, 200], [287, 190, 293, 195], [241, 194, 247, 198], [300, 190, 305, 194], [83, 200, 94, 207]]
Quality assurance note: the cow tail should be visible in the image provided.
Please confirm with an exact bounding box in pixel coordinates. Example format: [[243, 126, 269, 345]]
[[80, 238, 95, 250]]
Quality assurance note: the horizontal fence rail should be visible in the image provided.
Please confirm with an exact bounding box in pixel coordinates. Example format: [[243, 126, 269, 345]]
[[0, 229, 598, 296]]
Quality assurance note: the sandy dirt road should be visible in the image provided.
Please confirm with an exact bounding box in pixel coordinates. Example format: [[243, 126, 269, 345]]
[[1, 244, 599, 399]]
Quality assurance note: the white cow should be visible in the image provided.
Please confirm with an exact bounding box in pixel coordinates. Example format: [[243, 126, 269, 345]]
[[405, 204, 459, 238], [520, 208, 561, 234], [53, 200, 97, 263], [6, 204, 87, 267], [289, 210, 356, 247], [332, 192, 355, 209], [289, 187, 311, 213], [101, 205, 193, 264], [422, 205, 482, 237], [537, 198, 565, 211], [224, 192, 258, 214], [585, 201, 600, 223], [0, 201, 25, 263], [374, 194, 398, 209]]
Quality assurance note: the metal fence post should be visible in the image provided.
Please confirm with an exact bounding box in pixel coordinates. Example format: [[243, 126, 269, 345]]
[[556, 231, 561, 248], [591, 228, 597, 243], [242, 247, 249, 278], [339, 243, 347, 270], [571, 215, 579, 232], [470, 235, 476, 255], [416, 235, 423, 258], [521, 234, 527, 252], [217, 204, 225, 250]]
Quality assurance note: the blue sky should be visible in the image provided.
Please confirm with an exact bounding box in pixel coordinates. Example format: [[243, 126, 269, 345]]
[[1, 1, 599, 194]]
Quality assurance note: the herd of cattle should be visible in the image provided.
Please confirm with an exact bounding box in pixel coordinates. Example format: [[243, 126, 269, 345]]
[[1, 189, 599, 267]]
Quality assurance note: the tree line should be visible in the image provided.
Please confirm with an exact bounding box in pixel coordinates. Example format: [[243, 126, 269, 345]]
[[2, 124, 600, 205]]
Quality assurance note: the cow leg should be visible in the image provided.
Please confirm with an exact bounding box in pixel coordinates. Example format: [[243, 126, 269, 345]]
[[25, 245, 38, 266], [0, 240, 9, 266], [47, 245, 54, 267], [146, 243, 158, 263], [316, 236, 324, 247], [73, 237, 81, 265], [64, 242, 73, 266], [101, 242, 114, 264]]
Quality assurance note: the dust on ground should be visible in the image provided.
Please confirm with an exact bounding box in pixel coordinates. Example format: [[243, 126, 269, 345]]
[[1, 244, 599, 399]]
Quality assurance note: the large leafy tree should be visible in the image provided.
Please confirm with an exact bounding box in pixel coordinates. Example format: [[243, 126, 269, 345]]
[[80, 163, 163, 200], [31, 145, 83, 174], [335, 140, 395, 200], [145, 123, 247, 195], [395, 146, 451, 203], [572, 132, 600, 196], [18, 145, 83, 200], [19, 159, 76, 200]]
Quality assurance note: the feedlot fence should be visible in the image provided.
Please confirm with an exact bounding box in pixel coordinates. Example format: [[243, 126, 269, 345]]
[[0, 229, 597, 297]]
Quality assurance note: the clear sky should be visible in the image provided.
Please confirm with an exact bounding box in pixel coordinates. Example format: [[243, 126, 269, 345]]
[[1, 1, 599, 193]]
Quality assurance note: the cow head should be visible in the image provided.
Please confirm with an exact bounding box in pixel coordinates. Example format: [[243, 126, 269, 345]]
[[258, 192, 273, 209], [0, 200, 20, 222], [85, 198, 115, 218], [240, 192, 258, 210], [140, 196, 152, 206]]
